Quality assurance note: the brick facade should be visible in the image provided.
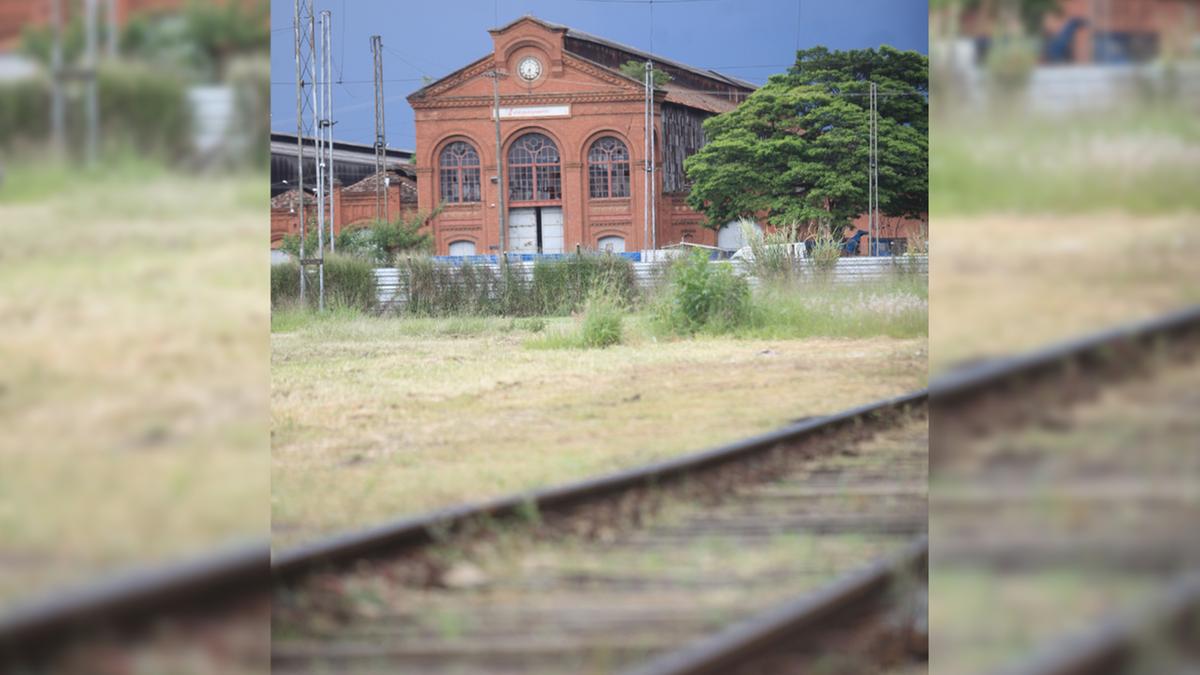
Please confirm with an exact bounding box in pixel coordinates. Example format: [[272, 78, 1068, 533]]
[[407, 16, 755, 257]]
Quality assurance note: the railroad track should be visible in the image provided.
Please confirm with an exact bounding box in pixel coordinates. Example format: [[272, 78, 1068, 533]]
[[0, 541, 269, 673], [272, 393, 930, 674], [930, 304, 1200, 675]]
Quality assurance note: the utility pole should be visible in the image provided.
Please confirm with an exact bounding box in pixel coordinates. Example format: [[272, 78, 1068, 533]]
[[50, 0, 65, 156], [371, 35, 388, 223], [485, 69, 506, 262], [293, 0, 316, 303], [868, 81, 879, 257], [313, 10, 326, 311], [648, 61, 657, 251], [643, 60, 651, 254], [84, 0, 99, 165], [106, 0, 117, 59], [321, 11, 335, 253]]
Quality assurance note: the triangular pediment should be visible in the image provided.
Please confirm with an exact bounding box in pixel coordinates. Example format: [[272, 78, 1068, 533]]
[[410, 52, 644, 105], [487, 15, 569, 36]]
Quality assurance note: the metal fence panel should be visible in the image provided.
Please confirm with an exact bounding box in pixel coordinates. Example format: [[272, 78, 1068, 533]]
[[374, 256, 927, 311]]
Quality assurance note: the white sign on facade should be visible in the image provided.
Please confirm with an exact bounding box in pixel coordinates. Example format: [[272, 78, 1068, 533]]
[[493, 105, 571, 119]]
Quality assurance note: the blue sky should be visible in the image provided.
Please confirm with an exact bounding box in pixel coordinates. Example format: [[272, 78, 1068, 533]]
[[270, 0, 928, 149]]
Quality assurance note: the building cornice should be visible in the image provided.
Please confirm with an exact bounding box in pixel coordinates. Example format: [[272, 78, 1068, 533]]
[[413, 91, 647, 110]]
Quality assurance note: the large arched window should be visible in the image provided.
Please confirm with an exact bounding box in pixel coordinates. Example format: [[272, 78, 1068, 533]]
[[439, 141, 481, 204], [508, 133, 560, 202], [588, 136, 630, 198]]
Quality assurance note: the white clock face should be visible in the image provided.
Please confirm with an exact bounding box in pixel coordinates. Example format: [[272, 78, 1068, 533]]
[[517, 57, 542, 81]]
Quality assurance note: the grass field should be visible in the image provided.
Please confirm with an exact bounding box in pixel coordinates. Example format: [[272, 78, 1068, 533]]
[[0, 162, 269, 605], [271, 300, 928, 548]]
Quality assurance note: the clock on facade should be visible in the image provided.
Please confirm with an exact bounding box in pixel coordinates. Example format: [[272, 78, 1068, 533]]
[[517, 56, 542, 81]]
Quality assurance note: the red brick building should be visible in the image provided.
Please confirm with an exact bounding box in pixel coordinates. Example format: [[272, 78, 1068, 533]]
[[408, 16, 756, 256]]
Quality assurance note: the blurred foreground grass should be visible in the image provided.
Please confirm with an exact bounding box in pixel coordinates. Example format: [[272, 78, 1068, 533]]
[[0, 159, 269, 606], [930, 104, 1200, 371]]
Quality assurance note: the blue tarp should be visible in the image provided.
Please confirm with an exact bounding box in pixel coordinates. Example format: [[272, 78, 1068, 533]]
[[429, 252, 643, 264]]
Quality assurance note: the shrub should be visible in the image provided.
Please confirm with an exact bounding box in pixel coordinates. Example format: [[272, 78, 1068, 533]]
[[519, 317, 547, 333], [655, 250, 752, 335], [338, 212, 434, 264], [270, 254, 376, 311]]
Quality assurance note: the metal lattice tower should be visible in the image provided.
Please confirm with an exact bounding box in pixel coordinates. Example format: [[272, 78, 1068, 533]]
[[371, 35, 388, 223], [293, 0, 317, 301]]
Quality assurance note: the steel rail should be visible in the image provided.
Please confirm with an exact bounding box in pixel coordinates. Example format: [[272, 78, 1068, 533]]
[[994, 572, 1200, 675], [0, 539, 268, 664], [932, 304, 1200, 402], [620, 537, 928, 675], [273, 389, 928, 584]]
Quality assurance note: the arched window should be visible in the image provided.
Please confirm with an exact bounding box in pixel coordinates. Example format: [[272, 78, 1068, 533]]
[[447, 240, 477, 256], [588, 137, 630, 198], [597, 235, 626, 253], [439, 141, 481, 204], [508, 133, 560, 202]]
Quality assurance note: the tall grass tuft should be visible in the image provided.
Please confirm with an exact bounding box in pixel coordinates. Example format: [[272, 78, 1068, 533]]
[[805, 220, 843, 281], [401, 255, 498, 316], [895, 221, 930, 280], [738, 220, 802, 284], [526, 283, 626, 349], [579, 285, 625, 348]]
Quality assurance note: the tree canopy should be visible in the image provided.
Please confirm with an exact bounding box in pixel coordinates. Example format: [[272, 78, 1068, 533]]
[[684, 46, 928, 231]]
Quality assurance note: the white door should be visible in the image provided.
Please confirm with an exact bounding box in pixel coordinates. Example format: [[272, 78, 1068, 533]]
[[540, 207, 564, 254], [508, 208, 538, 253]]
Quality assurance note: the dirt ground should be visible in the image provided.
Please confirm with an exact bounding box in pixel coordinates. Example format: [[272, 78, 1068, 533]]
[[271, 322, 927, 548]]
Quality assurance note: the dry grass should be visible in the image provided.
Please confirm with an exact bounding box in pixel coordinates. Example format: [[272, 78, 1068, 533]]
[[931, 213, 1200, 373], [0, 170, 269, 606], [271, 318, 926, 547]]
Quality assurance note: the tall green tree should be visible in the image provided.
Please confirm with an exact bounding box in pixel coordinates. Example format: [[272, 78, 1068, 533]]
[[684, 46, 928, 230]]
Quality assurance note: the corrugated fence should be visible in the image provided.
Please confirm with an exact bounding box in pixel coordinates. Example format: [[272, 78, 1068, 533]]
[[374, 256, 927, 311]]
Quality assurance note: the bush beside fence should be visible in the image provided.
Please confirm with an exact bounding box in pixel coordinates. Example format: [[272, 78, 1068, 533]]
[[271, 254, 377, 311], [393, 253, 639, 317]]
